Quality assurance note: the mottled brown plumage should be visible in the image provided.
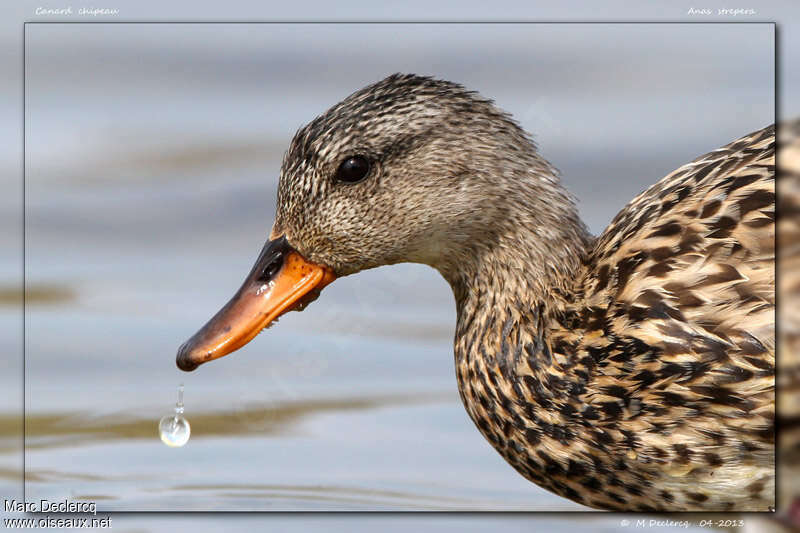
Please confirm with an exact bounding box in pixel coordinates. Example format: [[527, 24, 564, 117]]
[[777, 118, 800, 518], [256, 74, 776, 510]]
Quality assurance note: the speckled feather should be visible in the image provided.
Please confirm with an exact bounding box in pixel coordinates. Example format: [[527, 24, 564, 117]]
[[454, 125, 776, 512], [777, 118, 800, 512], [271, 74, 775, 511]]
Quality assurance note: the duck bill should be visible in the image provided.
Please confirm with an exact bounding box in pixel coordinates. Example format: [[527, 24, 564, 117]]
[[176, 236, 336, 371]]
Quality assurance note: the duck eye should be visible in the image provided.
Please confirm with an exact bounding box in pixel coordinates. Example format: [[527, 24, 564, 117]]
[[335, 156, 370, 183]]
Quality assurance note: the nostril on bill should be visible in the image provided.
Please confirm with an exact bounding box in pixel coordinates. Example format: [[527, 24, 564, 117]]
[[259, 252, 284, 282]]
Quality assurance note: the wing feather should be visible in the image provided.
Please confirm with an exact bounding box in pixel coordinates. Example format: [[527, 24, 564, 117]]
[[573, 124, 776, 508]]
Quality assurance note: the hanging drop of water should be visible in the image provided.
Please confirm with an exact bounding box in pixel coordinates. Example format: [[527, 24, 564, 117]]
[[159, 383, 190, 447]]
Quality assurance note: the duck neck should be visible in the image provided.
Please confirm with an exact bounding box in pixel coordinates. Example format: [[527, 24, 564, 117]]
[[444, 172, 592, 357], [441, 179, 593, 462], [448, 222, 589, 391]]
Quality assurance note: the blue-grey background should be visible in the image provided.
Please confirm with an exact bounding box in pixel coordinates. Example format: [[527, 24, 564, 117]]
[[2, 0, 798, 530]]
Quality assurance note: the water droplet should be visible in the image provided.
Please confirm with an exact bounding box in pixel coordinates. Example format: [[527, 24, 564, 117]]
[[159, 414, 190, 447], [159, 383, 190, 447]]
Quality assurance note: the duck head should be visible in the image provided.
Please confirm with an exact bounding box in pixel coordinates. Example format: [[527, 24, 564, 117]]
[[176, 73, 585, 371]]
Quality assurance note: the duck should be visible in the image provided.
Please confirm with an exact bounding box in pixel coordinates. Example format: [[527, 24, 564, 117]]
[[777, 118, 800, 521], [176, 73, 775, 512]]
